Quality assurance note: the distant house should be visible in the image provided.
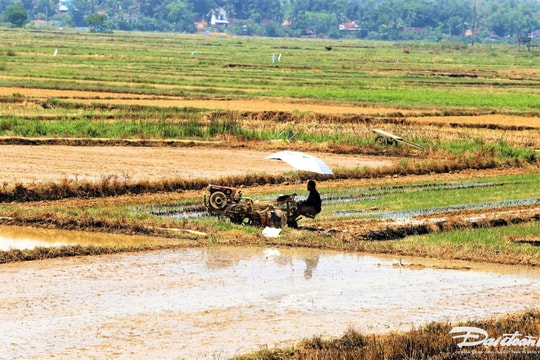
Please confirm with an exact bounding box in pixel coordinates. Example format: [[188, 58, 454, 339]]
[[463, 29, 480, 37], [339, 21, 360, 31], [58, 0, 70, 12], [210, 7, 228, 28], [32, 20, 48, 28]]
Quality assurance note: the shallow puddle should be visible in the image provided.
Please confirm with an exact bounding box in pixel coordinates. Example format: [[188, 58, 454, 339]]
[[1, 242, 540, 359], [0, 225, 182, 250]]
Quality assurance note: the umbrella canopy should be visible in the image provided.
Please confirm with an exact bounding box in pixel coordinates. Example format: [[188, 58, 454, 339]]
[[265, 150, 333, 175]]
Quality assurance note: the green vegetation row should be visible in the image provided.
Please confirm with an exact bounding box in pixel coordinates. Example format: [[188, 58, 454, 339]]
[[0, 29, 538, 113], [323, 173, 540, 215], [0, 98, 533, 141]]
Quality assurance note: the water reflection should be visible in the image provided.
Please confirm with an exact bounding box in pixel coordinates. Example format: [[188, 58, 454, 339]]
[[0, 238, 69, 251], [0, 225, 179, 251], [203, 246, 321, 280], [0, 227, 73, 250], [304, 254, 319, 279], [1, 237, 540, 359]]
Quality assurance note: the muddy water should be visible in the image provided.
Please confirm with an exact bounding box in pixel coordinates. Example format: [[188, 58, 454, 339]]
[[0, 225, 183, 251], [1, 242, 540, 360]]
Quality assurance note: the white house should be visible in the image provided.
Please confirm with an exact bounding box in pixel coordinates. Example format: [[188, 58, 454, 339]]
[[58, 0, 70, 12], [210, 7, 228, 27]]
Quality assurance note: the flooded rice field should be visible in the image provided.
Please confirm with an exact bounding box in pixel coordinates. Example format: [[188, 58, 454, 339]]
[[144, 179, 540, 222], [2, 230, 540, 359], [337, 197, 540, 219]]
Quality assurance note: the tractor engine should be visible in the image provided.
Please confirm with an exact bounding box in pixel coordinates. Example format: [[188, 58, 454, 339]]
[[204, 184, 288, 228], [206, 184, 239, 211]]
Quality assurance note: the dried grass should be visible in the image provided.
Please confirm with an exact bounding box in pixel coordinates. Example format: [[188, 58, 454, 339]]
[[235, 310, 540, 360]]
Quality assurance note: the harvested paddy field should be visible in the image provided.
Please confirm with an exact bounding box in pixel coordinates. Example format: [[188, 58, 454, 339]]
[[1, 98, 539, 359], [1, 30, 539, 359], [1, 87, 540, 360], [0, 144, 393, 184]]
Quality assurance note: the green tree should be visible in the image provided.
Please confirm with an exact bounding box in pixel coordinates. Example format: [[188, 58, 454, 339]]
[[71, 0, 96, 27], [87, 13, 107, 32], [166, 0, 196, 32], [32, 0, 56, 21], [189, 0, 216, 21], [4, 5, 28, 27], [4, 0, 540, 39], [486, 0, 540, 37]]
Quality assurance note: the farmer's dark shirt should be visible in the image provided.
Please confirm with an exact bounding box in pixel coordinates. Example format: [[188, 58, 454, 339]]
[[304, 190, 321, 213]]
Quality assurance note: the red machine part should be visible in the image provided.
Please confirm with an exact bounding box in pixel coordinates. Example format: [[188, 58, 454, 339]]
[[207, 184, 237, 210], [207, 184, 236, 197]]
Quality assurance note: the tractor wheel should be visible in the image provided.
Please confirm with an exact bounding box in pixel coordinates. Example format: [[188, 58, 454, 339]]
[[375, 136, 396, 146], [251, 212, 262, 227], [229, 213, 253, 226], [209, 191, 227, 209], [375, 136, 388, 146]]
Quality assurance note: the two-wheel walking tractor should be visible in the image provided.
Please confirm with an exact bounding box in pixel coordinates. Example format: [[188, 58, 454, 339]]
[[204, 184, 304, 228]]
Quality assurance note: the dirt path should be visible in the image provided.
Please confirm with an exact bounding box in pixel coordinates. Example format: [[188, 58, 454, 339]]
[[0, 145, 393, 184]]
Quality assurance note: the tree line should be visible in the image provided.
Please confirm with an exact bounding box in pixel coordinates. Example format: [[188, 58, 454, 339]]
[[1, 0, 539, 41]]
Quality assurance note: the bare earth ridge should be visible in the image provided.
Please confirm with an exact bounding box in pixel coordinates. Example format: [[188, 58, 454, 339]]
[[0, 145, 393, 184]]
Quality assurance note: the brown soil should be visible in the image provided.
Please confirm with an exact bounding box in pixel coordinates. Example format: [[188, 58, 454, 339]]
[[0, 144, 394, 184]]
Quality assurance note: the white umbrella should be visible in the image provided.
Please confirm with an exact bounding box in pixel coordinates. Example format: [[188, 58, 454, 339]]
[[265, 150, 333, 175], [265, 151, 332, 220]]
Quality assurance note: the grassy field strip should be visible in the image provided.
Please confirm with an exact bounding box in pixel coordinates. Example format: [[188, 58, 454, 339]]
[[1, 30, 538, 112], [316, 174, 539, 219], [0, 101, 538, 153]]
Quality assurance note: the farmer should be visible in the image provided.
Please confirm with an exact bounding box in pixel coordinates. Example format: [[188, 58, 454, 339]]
[[294, 180, 321, 218]]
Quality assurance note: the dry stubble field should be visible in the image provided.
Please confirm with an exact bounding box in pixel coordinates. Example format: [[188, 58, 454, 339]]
[[1, 85, 538, 184], [1, 85, 539, 235], [1, 84, 540, 359]]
